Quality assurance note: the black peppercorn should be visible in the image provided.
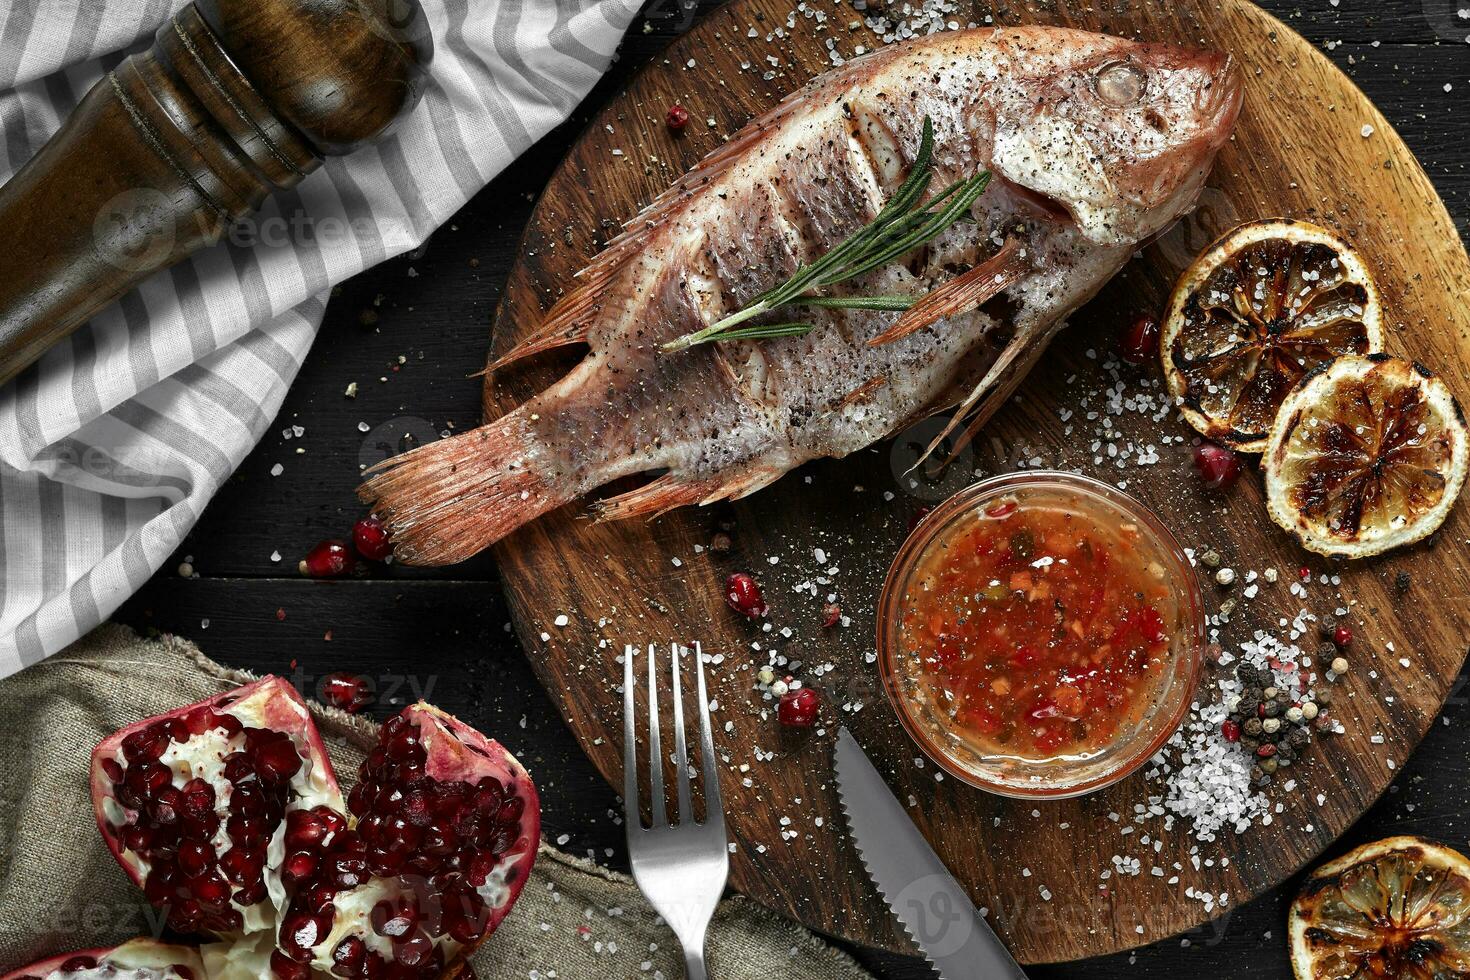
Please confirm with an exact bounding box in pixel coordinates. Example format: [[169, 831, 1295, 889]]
[[1235, 663, 1260, 686], [1237, 696, 1261, 719], [1276, 741, 1297, 761], [1395, 571, 1411, 594], [1319, 614, 1338, 640], [1241, 737, 1260, 753], [1262, 700, 1283, 718], [1287, 727, 1310, 748], [1244, 718, 1263, 737]]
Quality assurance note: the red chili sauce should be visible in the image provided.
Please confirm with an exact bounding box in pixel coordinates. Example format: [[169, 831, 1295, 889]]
[[899, 496, 1177, 762]]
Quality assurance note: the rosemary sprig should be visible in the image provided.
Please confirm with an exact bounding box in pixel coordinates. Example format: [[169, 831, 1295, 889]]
[[660, 117, 989, 353]]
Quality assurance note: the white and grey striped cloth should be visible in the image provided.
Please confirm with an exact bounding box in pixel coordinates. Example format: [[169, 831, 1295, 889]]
[[0, 0, 641, 676]]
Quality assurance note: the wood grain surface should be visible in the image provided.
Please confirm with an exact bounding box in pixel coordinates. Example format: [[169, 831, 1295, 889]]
[[481, 0, 1470, 963]]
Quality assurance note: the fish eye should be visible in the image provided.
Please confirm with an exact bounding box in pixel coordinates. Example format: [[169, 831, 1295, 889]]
[[1095, 61, 1146, 106]]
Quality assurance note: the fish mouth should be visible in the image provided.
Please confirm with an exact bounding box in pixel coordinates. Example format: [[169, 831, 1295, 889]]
[[1197, 50, 1245, 150]]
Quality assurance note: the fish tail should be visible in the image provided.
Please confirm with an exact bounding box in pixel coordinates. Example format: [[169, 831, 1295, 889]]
[[357, 408, 575, 566]]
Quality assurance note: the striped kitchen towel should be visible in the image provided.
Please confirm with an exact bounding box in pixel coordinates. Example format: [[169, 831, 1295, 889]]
[[0, 0, 642, 675]]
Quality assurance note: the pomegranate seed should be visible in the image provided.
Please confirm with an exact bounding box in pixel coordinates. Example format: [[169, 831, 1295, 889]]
[[333, 935, 367, 971], [724, 572, 768, 618], [777, 687, 820, 728], [1333, 625, 1353, 647], [353, 515, 393, 561], [665, 104, 690, 131], [60, 956, 99, 971], [283, 851, 317, 882], [1118, 314, 1160, 365], [270, 950, 312, 980], [821, 602, 842, 628], [1192, 441, 1242, 490], [299, 539, 355, 578], [322, 673, 372, 714], [1299, 566, 1312, 581], [1221, 719, 1241, 743], [179, 840, 214, 876], [254, 738, 303, 782]]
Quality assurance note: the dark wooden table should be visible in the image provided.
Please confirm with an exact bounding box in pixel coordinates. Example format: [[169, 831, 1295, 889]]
[[115, 2, 1470, 976]]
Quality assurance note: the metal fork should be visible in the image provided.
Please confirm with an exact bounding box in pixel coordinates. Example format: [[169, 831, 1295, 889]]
[[622, 642, 730, 980]]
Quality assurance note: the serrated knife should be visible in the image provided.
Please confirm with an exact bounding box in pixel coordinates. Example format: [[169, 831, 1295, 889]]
[[834, 727, 1028, 979]]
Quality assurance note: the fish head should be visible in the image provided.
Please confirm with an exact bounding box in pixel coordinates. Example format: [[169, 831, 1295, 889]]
[[988, 32, 1243, 246]]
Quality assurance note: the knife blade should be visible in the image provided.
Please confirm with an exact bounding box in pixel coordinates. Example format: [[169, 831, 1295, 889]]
[[834, 727, 1028, 979]]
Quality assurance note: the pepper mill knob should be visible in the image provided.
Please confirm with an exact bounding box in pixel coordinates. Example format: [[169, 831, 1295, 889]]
[[196, 0, 433, 155], [0, 0, 433, 386]]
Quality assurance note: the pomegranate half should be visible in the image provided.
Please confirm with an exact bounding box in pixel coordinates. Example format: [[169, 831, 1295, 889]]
[[84, 679, 539, 979], [0, 939, 205, 979]]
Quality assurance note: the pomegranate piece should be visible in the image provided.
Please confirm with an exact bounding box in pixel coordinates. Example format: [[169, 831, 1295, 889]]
[[88, 682, 540, 980], [665, 103, 690, 131], [321, 673, 373, 714], [1192, 441, 1242, 490], [300, 539, 356, 578], [353, 515, 394, 561], [724, 572, 768, 619], [1, 940, 205, 980], [91, 677, 342, 938], [1333, 625, 1353, 648], [1118, 314, 1160, 365], [777, 687, 821, 728]]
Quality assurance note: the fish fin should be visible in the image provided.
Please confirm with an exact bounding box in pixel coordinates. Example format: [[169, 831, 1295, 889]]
[[357, 409, 576, 566], [590, 474, 720, 523], [914, 320, 1062, 469], [868, 240, 1027, 347], [591, 466, 783, 523], [830, 375, 889, 412], [484, 266, 614, 373]]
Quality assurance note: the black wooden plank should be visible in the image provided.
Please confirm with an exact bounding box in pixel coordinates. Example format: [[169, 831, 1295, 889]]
[[102, 2, 1470, 978]]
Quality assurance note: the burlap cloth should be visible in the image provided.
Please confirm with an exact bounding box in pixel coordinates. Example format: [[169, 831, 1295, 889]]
[[0, 625, 874, 979]]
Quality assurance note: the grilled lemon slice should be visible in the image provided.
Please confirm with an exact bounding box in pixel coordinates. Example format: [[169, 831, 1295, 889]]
[[1289, 836, 1470, 979], [1163, 219, 1384, 452], [1264, 354, 1467, 558]]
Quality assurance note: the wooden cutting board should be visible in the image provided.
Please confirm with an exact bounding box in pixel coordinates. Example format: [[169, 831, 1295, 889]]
[[483, 0, 1470, 962]]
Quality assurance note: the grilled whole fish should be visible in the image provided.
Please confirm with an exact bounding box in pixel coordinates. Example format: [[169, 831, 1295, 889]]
[[361, 27, 1242, 565]]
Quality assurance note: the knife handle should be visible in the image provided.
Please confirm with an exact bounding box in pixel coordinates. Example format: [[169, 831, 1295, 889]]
[[0, 0, 431, 387]]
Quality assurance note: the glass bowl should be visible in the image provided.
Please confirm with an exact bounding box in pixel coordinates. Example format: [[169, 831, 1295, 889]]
[[877, 471, 1204, 799]]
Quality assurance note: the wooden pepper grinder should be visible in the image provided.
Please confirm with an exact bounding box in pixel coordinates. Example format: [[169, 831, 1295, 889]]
[[0, 0, 432, 386]]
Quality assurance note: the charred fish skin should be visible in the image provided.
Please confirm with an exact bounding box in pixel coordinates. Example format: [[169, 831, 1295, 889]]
[[361, 27, 1242, 566]]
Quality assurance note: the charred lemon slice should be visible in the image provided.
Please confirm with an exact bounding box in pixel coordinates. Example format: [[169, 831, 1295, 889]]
[[1163, 219, 1384, 452], [1264, 354, 1467, 558], [1289, 836, 1470, 979]]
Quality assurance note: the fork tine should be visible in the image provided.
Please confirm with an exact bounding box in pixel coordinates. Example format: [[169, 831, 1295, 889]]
[[671, 642, 693, 824], [646, 643, 667, 827], [693, 641, 724, 828], [622, 644, 639, 830]]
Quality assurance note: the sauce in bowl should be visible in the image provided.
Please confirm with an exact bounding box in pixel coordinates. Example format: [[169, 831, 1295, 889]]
[[878, 472, 1203, 798]]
